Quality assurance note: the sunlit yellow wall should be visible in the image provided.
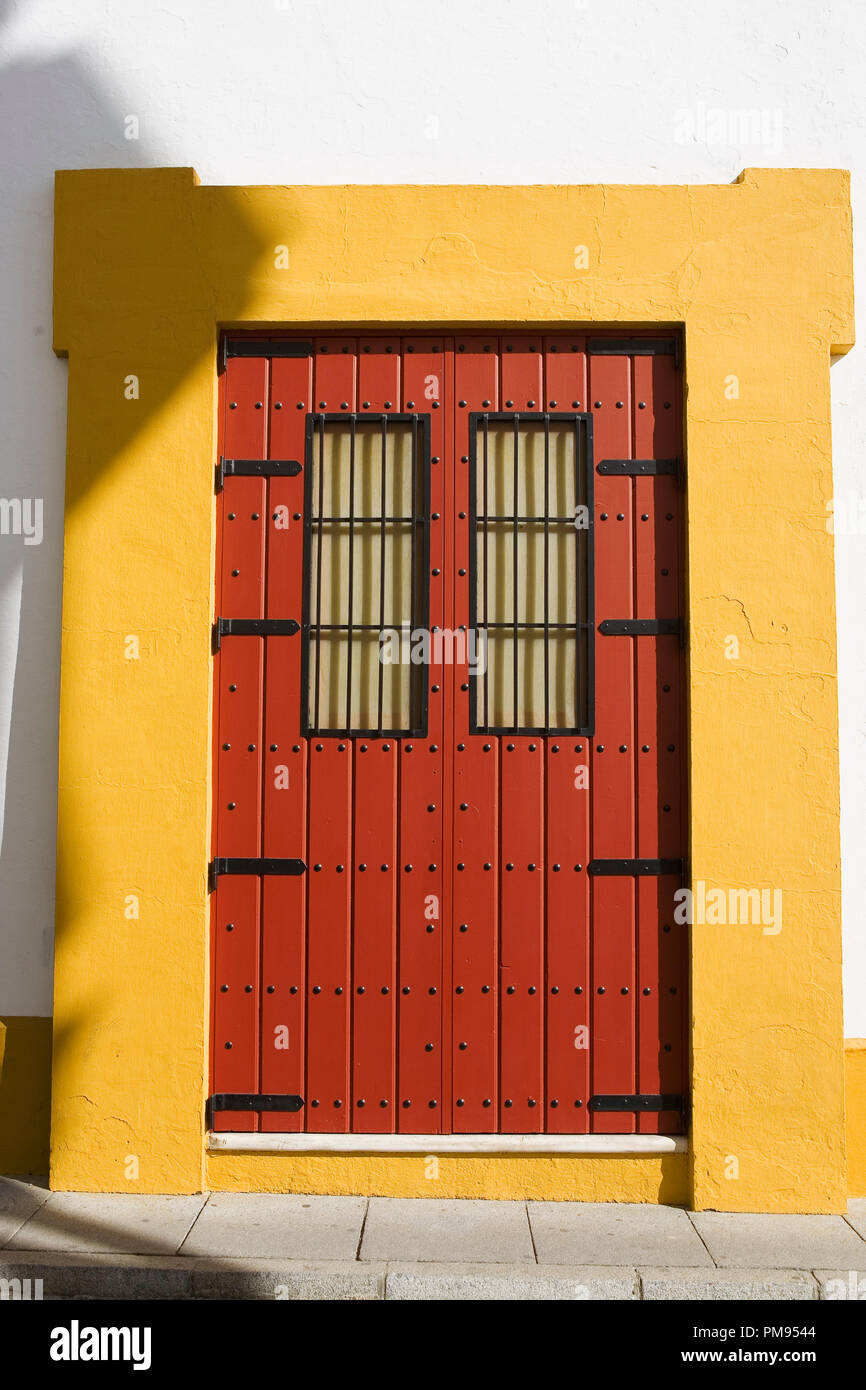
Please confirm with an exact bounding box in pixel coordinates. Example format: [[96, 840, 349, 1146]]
[[52, 168, 853, 1208]]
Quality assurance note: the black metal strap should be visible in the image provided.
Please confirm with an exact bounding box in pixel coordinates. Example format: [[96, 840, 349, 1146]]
[[589, 1094, 685, 1112], [213, 618, 300, 651], [588, 858, 683, 877], [216, 457, 301, 490], [597, 458, 679, 477], [599, 619, 682, 637], [209, 857, 307, 890], [222, 339, 312, 369], [207, 1093, 305, 1126], [587, 337, 679, 365]]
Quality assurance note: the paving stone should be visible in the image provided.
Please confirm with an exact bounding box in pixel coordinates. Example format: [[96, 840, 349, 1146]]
[[190, 1260, 385, 1300], [814, 1269, 866, 1300], [179, 1194, 367, 1260], [7, 1192, 205, 1255], [0, 1253, 193, 1300], [0, 1177, 51, 1247], [360, 1198, 534, 1263], [385, 1262, 638, 1300], [690, 1213, 866, 1269], [844, 1199, 866, 1241], [640, 1267, 817, 1300], [529, 1201, 712, 1266]]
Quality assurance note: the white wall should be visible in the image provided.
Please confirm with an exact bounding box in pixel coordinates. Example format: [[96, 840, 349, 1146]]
[[1, 0, 863, 1029]]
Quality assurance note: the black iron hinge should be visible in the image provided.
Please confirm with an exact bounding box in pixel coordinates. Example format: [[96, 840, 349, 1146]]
[[587, 336, 681, 367], [597, 458, 680, 478], [212, 618, 300, 652], [220, 339, 313, 371], [587, 858, 684, 878], [588, 1094, 686, 1114], [599, 618, 683, 637], [209, 857, 307, 891], [207, 1093, 305, 1127], [216, 457, 302, 491]]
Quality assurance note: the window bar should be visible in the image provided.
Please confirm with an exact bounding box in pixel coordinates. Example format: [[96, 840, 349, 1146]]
[[483, 415, 490, 732], [543, 413, 550, 731], [512, 413, 519, 733], [345, 414, 357, 732], [314, 414, 326, 732], [377, 414, 387, 736]]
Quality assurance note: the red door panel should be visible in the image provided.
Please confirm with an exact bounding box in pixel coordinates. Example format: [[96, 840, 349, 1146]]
[[210, 332, 687, 1137]]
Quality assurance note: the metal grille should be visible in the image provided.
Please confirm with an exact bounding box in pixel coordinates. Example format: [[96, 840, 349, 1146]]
[[302, 413, 430, 735], [469, 413, 593, 734]]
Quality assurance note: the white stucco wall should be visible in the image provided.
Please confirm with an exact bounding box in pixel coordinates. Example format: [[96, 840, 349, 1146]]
[[0, 0, 863, 1030]]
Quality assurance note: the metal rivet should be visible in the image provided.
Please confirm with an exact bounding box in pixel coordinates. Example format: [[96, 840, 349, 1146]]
[[459, 924, 468, 933], [597, 986, 605, 994], [425, 1043, 434, 1052]]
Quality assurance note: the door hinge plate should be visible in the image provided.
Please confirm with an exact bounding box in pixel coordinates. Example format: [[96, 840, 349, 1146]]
[[599, 618, 682, 637], [597, 458, 680, 477], [588, 858, 684, 877], [216, 457, 302, 491], [213, 618, 300, 652], [207, 1093, 305, 1126], [588, 1093, 686, 1113], [221, 339, 313, 370], [209, 857, 307, 890]]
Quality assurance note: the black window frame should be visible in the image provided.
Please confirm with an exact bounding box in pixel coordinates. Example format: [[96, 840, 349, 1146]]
[[468, 410, 594, 737], [301, 411, 431, 739]]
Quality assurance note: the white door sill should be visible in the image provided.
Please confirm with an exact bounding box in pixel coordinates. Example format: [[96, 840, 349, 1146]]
[[207, 1132, 686, 1155]]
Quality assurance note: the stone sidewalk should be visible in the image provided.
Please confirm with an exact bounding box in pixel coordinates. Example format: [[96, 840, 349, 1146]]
[[1, 1178, 865, 1300]]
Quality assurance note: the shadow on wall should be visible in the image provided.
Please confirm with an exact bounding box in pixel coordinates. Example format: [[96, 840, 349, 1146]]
[[0, 0, 270, 1188]]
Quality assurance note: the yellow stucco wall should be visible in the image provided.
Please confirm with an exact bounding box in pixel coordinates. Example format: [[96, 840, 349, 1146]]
[[51, 168, 853, 1208]]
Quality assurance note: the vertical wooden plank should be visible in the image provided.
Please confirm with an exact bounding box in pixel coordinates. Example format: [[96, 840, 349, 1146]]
[[543, 335, 590, 1131], [259, 351, 312, 1132], [352, 339, 401, 1129], [633, 351, 686, 1134], [399, 336, 447, 1132], [452, 335, 499, 1132], [304, 339, 357, 1131], [498, 337, 545, 1131], [588, 351, 636, 1134], [211, 355, 267, 1131]]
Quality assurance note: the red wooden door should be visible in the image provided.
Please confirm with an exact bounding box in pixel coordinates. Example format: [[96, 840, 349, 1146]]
[[209, 333, 687, 1136]]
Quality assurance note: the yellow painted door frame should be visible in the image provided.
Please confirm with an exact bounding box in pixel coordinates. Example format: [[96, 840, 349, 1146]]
[[51, 168, 853, 1209]]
